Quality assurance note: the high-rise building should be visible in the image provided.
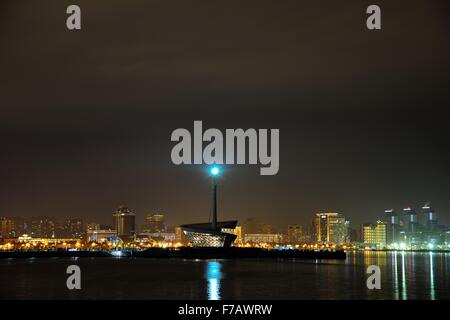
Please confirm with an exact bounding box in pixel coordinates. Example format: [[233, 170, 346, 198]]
[[0, 217, 16, 238], [361, 221, 387, 248], [12, 217, 27, 236], [348, 226, 360, 242], [61, 218, 84, 238], [112, 206, 136, 240], [234, 226, 242, 244], [241, 218, 261, 235], [385, 208, 399, 245], [144, 213, 165, 233], [315, 212, 348, 245], [260, 223, 274, 234], [86, 222, 100, 232], [287, 224, 304, 244], [30, 216, 57, 238], [175, 226, 187, 244], [422, 202, 437, 231], [403, 207, 418, 233]]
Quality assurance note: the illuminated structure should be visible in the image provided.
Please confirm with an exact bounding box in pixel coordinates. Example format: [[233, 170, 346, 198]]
[[181, 166, 237, 247], [245, 233, 283, 244], [287, 224, 304, 244], [0, 217, 16, 238], [385, 208, 399, 245], [315, 212, 348, 245], [30, 216, 57, 238], [61, 218, 84, 239], [112, 206, 136, 240], [361, 221, 387, 248], [175, 226, 187, 244], [382, 203, 449, 249], [87, 229, 117, 242], [422, 202, 436, 231], [144, 213, 165, 233], [403, 207, 418, 233]]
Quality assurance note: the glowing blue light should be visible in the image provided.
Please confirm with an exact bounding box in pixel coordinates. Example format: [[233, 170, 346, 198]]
[[111, 250, 123, 257], [206, 261, 222, 300], [210, 166, 220, 176]]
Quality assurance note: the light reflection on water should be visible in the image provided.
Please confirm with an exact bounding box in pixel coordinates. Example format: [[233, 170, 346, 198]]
[[352, 250, 445, 300], [0, 251, 448, 299], [429, 252, 435, 300], [401, 251, 407, 300], [205, 260, 223, 300], [393, 252, 399, 300]]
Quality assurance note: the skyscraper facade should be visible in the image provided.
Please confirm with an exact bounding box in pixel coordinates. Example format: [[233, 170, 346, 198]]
[[315, 213, 348, 245], [361, 220, 387, 248], [287, 224, 304, 244], [112, 206, 136, 240], [385, 208, 399, 245], [144, 213, 165, 233], [30, 216, 57, 238], [0, 217, 15, 238]]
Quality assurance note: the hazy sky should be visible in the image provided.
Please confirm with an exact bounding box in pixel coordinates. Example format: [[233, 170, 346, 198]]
[[1, 0, 449, 230]]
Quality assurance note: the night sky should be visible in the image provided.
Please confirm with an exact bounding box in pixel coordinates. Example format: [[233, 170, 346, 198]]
[[1, 0, 449, 230]]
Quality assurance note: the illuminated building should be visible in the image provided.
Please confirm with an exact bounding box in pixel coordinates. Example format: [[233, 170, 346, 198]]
[[403, 207, 418, 233], [112, 206, 136, 240], [422, 202, 437, 231], [231, 226, 243, 244], [260, 223, 274, 234], [30, 216, 57, 238], [287, 224, 304, 244], [315, 212, 348, 245], [141, 232, 176, 242], [61, 218, 84, 238], [87, 229, 117, 242], [0, 217, 16, 238], [385, 208, 399, 245], [361, 221, 387, 248], [7, 217, 27, 237], [175, 226, 187, 244], [182, 221, 238, 247], [245, 233, 283, 244], [86, 223, 100, 232], [144, 213, 165, 233], [181, 166, 237, 247], [241, 218, 260, 235]]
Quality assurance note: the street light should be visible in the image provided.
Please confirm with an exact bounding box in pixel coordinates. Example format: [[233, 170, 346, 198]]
[[209, 165, 221, 229]]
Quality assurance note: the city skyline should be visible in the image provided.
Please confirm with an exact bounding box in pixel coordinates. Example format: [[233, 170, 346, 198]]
[[1, 1, 450, 233], [2, 200, 447, 237], [1, 0, 450, 307], [1, 199, 448, 232]]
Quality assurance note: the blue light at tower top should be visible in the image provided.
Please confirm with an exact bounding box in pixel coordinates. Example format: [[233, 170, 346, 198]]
[[210, 166, 220, 176]]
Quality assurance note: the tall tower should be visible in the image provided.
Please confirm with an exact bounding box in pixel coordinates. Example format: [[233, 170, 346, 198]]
[[421, 202, 436, 231], [144, 214, 165, 233], [385, 208, 399, 245], [113, 206, 136, 240], [210, 166, 220, 230], [315, 213, 347, 245], [403, 206, 417, 233]]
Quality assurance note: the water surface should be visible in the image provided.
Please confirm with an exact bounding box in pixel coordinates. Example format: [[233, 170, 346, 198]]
[[0, 251, 448, 299]]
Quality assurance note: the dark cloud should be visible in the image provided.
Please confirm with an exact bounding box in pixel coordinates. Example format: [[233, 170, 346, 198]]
[[0, 0, 449, 229]]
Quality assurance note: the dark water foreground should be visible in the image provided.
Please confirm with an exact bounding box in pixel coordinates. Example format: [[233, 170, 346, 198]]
[[0, 247, 346, 259], [0, 251, 448, 300]]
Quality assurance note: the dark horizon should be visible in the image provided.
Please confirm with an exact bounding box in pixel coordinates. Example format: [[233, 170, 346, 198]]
[[1, 0, 450, 230]]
